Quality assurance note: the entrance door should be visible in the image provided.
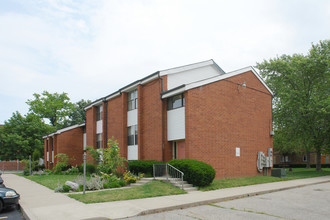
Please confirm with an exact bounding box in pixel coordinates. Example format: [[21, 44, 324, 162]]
[[172, 141, 177, 159]]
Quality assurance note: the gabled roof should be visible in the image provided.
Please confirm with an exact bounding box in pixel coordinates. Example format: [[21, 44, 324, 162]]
[[42, 123, 85, 138], [84, 60, 272, 110], [161, 66, 273, 98], [159, 59, 225, 76]]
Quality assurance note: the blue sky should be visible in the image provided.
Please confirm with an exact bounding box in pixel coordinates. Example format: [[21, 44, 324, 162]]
[[0, 0, 329, 124]]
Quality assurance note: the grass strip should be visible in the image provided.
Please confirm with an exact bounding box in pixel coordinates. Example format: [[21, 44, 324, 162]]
[[68, 180, 186, 203], [20, 174, 83, 190], [200, 168, 330, 191]]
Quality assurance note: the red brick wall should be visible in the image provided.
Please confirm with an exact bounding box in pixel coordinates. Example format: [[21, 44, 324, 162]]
[[56, 127, 84, 167], [107, 94, 127, 158], [86, 107, 96, 163], [139, 79, 164, 161], [185, 71, 273, 178], [0, 161, 25, 171]]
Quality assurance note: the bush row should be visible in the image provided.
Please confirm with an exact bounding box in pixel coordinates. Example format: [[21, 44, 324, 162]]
[[128, 160, 163, 176], [169, 159, 215, 187], [274, 163, 330, 168]]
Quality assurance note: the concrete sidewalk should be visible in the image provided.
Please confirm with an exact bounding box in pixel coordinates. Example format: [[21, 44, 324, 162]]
[[3, 174, 330, 220]]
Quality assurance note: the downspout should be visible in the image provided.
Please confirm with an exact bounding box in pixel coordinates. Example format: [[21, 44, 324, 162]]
[[103, 98, 108, 146], [160, 75, 165, 162]]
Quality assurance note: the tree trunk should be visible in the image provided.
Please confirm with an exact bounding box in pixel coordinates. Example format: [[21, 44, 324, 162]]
[[306, 150, 311, 169], [316, 148, 322, 171]]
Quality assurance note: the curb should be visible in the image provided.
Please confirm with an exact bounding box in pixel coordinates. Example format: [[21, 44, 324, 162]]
[[19, 204, 30, 220], [137, 179, 330, 217]]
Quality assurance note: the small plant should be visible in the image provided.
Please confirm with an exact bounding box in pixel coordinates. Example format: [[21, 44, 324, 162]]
[[98, 137, 127, 174], [85, 174, 106, 190], [64, 166, 79, 175], [54, 186, 63, 193], [86, 146, 103, 163], [78, 163, 97, 174], [54, 153, 71, 174], [62, 184, 71, 192], [123, 171, 142, 184]]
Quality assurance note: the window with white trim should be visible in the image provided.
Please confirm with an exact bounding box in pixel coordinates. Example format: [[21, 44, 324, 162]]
[[96, 105, 103, 121], [167, 93, 185, 110], [127, 90, 138, 111], [127, 125, 138, 145], [96, 134, 102, 149]]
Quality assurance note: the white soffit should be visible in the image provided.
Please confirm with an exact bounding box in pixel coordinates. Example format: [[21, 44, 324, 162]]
[[162, 86, 186, 99], [43, 123, 85, 138], [159, 60, 214, 76], [106, 92, 121, 101]]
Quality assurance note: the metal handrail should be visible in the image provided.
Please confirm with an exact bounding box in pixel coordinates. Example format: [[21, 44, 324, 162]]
[[153, 163, 184, 190]]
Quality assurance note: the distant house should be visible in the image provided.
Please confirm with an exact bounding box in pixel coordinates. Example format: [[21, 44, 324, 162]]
[[273, 151, 329, 167], [44, 60, 273, 178]]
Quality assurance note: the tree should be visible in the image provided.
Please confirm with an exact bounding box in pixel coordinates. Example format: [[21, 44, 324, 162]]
[[26, 91, 74, 128], [63, 99, 91, 127], [256, 40, 330, 171], [0, 112, 55, 160]]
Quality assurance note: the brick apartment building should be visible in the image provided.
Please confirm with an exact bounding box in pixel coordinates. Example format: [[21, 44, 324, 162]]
[[43, 124, 85, 170], [44, 60, 274, 178]]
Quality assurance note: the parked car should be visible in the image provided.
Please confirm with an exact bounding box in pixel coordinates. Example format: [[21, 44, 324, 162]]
[[0, 174, 20, 212], [0, 173, 4, 187]]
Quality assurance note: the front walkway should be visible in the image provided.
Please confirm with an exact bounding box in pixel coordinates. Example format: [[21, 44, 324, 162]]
[[3, 174, 330, 220]]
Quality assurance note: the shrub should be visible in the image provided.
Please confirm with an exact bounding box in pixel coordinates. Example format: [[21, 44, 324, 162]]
[[98, 138, 127, 174], [118, 179, 127, 187], [128, 160, 162, 176], [109, 182, 121, 188], [123, 171, 143, 184], [168, 159, 216, 187], [62, 184, 71, 192], [54, 186, 63, 193], [78, 163, 97, 174], [64, 166, 79, 175], [54, 153, 71, 173]]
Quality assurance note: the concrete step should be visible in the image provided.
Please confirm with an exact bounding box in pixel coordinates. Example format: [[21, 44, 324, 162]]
[[184, 187, 198, 192], [130, 178, 153, 186], [153, 176, 199, 192]]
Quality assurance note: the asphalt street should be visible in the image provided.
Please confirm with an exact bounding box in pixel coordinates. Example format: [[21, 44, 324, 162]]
[[127, 181, 330, 220], [0, 205, 24, 220]]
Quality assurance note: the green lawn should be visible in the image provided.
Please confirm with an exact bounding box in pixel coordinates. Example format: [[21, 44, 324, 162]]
[[20, 174, 83, 190], [200, 168, 330, 191], [68, 180, 186, 203]]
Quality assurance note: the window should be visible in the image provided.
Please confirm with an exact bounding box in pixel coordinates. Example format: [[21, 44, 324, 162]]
[[127, 90, 138, 111], [46, 139, 48, 152], [127, 125, 138, 145], [167, 93, 185, 110], [96, 105, 103, 121], [96, 134, 102, 149], [280, 155, 290, 163], [303, 155, 307, 162]]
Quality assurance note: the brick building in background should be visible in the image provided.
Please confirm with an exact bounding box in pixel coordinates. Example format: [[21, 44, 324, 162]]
[[44, 60, 274, 178], [43, 124, 85, 169]]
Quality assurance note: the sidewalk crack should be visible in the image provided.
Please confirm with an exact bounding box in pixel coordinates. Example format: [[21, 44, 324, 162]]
[[208, 203, 295, 220]]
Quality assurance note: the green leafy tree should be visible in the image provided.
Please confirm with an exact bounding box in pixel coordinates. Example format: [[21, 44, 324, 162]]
[[88, 137, 127, 174], [0, 112, 55, 160], [256, 40, 330, 171], [26, 91, 74, 128], [63, 99, 92, 127]]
